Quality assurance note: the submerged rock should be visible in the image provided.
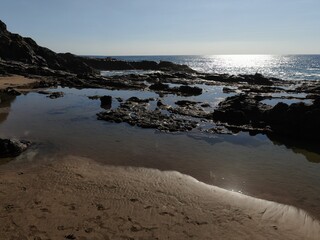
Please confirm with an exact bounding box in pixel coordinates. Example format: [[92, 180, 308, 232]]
[[47, 92, 64, 99], [0, 138, 31, 158]]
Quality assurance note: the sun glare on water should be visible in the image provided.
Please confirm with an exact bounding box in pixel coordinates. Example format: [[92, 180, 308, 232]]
[[214, 55, 273, 68]]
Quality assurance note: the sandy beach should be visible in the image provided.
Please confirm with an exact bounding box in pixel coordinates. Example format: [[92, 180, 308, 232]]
[[0, 156, 319, 240], [0, 75, 38, 90]]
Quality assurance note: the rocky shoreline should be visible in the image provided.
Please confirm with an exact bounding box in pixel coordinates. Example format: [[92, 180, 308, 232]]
[[1, 19, 320, 157]]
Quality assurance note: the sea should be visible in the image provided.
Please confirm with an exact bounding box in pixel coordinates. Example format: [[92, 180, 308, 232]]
[[101, 55, 320, 81]]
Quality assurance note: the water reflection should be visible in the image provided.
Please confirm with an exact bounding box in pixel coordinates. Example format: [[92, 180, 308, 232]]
[[0, 93, 16, 124], [267, 134, 320, 163]]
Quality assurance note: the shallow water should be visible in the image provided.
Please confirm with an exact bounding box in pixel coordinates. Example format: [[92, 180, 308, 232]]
[[0, 87, 320, 219]]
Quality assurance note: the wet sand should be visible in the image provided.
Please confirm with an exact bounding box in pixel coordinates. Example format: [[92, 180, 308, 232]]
[[0, 75, 38, 90], [0, 156, 319, 240]]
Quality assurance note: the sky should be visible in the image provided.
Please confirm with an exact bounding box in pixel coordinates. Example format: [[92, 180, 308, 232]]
[[0, 0, 319, 55]]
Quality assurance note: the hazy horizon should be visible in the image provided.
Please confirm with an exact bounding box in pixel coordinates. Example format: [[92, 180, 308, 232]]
[[1, 0, 320, 55]]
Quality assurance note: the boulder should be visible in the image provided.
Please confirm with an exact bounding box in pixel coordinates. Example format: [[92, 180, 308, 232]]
[[0, 138, 30, 158], [100, 95, 112, 109]]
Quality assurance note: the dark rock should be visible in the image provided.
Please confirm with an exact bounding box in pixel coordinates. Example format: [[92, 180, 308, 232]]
[[0, 138, 31, 158], [37, 90, 50, 95], [201, 103, 211, 108], [178, 85, 202, 96], [97, 100, 197, 132], [81, 58, 196, 73], [0, 20, 7, 31], [2, 87, 21, 96], [116, 97, 123, 103], [223, 87, 237, 93], [202, 73, 276, 86], [157, 100, 165, 107], [158, 61, 196, 73], [126, 97, 153, 103], [47, 92, 64, 99], [100, 95, 112, 109], [0, 20, 94, 75], [266, 102, 289, 123], [212, 93, 320, 140], [213, 109, 249, 125], [149, 83, 170, 91], [175, 100, 198, 107]]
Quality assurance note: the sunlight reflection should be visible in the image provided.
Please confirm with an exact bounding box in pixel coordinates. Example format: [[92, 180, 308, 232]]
[[213, 55, 273, 69]]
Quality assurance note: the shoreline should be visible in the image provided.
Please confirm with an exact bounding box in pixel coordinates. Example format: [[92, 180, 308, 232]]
[[0, 156, 319, 239]]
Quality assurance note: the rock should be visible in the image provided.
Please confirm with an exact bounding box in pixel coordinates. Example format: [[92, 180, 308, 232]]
[[81, 58, 196, 73], [126, 97, 153, 103], [47, 92, 64, 99], [169, 105, 209, 119], [157, 61, 196, 73], [97, 99, 197, 132], [0, 20, 94, 75], [223, 87, 237, 93], [2, 87, 21, 96], [0, 20, 7, 31], [266, 102, 289, 123], [211, 93, 320, 140], [0, 138, 31, 158], [149, 83, 202, 96], [201, 103, 211, 108], [178, 85, 202, 96], [149, 83, 170, 91], [175, 100, 198, 107], [116, 97, 123, 103], [100, 96, 112, 109], [213, 109, 249, 125], [157, 100, 165, 107]]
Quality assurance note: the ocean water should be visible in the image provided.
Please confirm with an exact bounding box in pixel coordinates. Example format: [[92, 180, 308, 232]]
[[103, 55, 320, 81]]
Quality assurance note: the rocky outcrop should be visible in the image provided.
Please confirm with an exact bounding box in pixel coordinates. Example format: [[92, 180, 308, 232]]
[[211, 94, 320, 140], [203, 73, 278, 86], [265, 100, 320, 140], [97, 97, 197, 132], [0, 138, 31, 158], [0, 20, 94, 74], [149, 83, 202, 96], [100, 95, 112, 109], [82, 58, 196, 73]]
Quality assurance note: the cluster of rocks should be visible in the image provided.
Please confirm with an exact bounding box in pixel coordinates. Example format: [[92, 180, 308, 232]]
[[97, 97, 198, 132], [212, 94, 320, 140]]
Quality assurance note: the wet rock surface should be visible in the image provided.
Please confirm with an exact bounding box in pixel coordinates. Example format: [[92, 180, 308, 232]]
[[0, 138, 31, 158], [212, 94, 320, 140], [97, 98, 198, 132]]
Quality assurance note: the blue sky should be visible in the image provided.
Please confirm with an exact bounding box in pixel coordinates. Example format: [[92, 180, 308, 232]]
[[1, 0, 319, 55]]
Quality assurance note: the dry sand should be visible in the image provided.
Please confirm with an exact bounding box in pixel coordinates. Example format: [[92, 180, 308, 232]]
[[0, 75, 38, 90], [0, 156, 319, 240]]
